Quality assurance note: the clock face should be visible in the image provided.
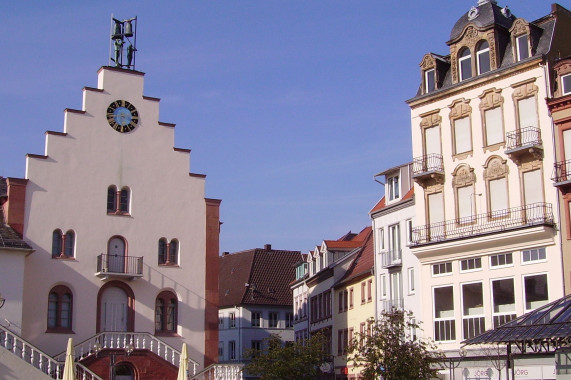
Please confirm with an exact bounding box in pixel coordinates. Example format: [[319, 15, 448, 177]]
[[106, 100, 139, 133]]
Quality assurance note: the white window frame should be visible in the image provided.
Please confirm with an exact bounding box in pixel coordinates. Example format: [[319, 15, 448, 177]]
[[406, 219, 413, 245], [522, 273, 549, 312], [516, 35, 530, 61], [459, 49, 472, 81], [432, 262, 453, 277], [380, 274, 387, 299], [459, 257, 482, 273], [425, 69, 435, 93], [562, 73, 571, 96], [251, 311, 261, 327], [387, 175, 400, 202], [476, 41, 490, 75], [433, 285, 456, 342], [407, 267, 415, 294], [460, 281, 485, 339], [269, 312, 279, 328], [489, 252, 513, 269], [490, 276, 517, 327], [229, 340, 236, 360], [521, 247, 547, 265], [377, 227, 385, 252], [229, 312, 236, 328]]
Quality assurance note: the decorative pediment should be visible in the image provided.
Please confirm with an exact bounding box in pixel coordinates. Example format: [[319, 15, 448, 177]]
[[449, 98, 472, 120], [420, 54, 437, 70], [420, 110, 442, 129], [452, 165, 476, 187], [483, 156, 509, 180], [509, 18, 528, 36], [479, 88, 504, 110], [512, 79, 538, 101]]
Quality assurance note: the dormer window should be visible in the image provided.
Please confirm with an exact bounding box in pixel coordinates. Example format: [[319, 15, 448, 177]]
[[387, 175, 400, 201], [425, 69, 436, 93], [459, 48, 472, 81], [476, 41, 490, 75], [515, 35, 529, 61], [562, 74, 571, 96]]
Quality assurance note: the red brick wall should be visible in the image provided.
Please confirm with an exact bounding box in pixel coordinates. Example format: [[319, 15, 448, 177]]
[[5, 178, 27, 237], [204, 198, 221, 367], [81, 349, 179, 380]]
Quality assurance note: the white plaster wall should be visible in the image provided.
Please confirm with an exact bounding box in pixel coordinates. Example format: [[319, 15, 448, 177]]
[[0, 249, 27, 334], [21, 68, 208, 365]]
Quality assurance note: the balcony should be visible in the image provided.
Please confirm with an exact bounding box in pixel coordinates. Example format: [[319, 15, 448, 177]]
[[96, 254, 143, 280], [552, 160, 571, 188], [381, 249, 402, 268], [411, 202, 554, 246], [382, 298, 404, 312], [505, 126, 543, 163], [412, 153, 444, 187]]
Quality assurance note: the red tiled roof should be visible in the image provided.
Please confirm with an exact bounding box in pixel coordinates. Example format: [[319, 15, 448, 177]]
[[323, 227, 371, 250], [219, 247, 302, 307], [336, 228, 374, 286], [369, 187, 414, 214]]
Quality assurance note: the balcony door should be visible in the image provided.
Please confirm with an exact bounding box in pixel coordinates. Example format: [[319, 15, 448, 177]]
[[100, 286, 128, 332], [108, 237, 126, 273]]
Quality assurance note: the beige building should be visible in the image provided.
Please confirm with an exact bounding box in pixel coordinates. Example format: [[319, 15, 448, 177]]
[[406, 1, 571, 377]]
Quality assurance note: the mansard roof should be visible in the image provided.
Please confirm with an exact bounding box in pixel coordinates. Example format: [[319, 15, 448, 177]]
[[219, 246, 302, 308], [449, 1, 516, 43]]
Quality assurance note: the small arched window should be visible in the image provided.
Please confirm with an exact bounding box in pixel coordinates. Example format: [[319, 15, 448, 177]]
[[155, 290, 178, 335], [169, 239, 179, 265], [52, 229, 63, 258], [120, 187, 130, 213], [476, 41, 490, 75], [64, 230, 75, 258], [158, 238, 167, 265], [459, 48, 472, 81], [47, 285, 73, 332], [107, 185, 117, 213]]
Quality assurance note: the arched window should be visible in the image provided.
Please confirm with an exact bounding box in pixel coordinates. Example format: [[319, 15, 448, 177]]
[[459, 48, 472, 81], [107, 185, 117, 213], [169, 239, 178, 265], [155, 291, 178, 335], [64, 230, 75, 258], [120, 187, 130, 213], [158, 238, 167, 264], [52, 229, 63, 258], [476, 41, 490, 75], [47, 285, 73, 332]]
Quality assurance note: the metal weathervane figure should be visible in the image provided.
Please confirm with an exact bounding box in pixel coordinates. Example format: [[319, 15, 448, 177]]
[[109, 15, 138, 70]]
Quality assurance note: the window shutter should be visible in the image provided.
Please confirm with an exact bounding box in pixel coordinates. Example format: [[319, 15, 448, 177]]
[[518, 97, 538, 129], [454, 117, 472, 154], [457, 186, 472, 219], [489, 178, 508, 212], [424, 126, 441, 155], [485, 107, 503, 145], [523, 170, 543, 205]]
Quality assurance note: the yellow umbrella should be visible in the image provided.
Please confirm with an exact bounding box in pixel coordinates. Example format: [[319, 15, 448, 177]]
[[62, 337, 76, 380], [177, 343, 189, 380]]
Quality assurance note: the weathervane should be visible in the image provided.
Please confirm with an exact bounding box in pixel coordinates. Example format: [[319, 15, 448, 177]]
[[109, 15, 138, 70]]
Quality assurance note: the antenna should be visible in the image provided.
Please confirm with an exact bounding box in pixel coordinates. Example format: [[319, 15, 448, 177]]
[[109, 15, 138, 70]]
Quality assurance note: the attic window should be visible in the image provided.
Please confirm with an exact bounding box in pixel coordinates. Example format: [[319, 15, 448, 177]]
[[425, 69, 435, 93], [459, 48, 472, 81], [476, 41, 490, 75], [562, 74, 571, 96], [516, 35, 530, 61]]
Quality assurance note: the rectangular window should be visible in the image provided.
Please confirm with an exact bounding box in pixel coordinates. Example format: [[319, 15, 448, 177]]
[[218, 342, 224, 361], [517, 96, 538, 129], [427, 192, 445, 241], [516, 35, 530, 61], [337, 330, 343, 355], [457, 185, 473, 221], [408, 267, 415, 294], [424, 125, 441, 156], [492, 278, 516, 328], [388, 223, 400, 253], [361, 282, 366, 304], [252, 312, 261, 327], [219, 315, 224, 328], [377, 227, 385, 252], [524, 274, 549, 311], [434, 286, 455, 341], [338, 291, 344, 313], [380, 274, 387, 298], [563, 74, 571, 96], [425, 69, 435, 93], [269, 312, 278, 328], [460, 257, 482, 272], [251, 340, 262, 351], [523, 169, 543, 206], [344, 289, 348, 311], [453, 116, 472, 154], [489, 178, 508, 214], [286, 312, 293, 327], [349, 288, 354, 308], [387, 175, 400, 201], [462, 282, 485, 339], [490, 252, 513, 268], [229, 313, 236, 328], [368, 279, 373, 301], [484, 107, 504, 146], [229, 341, 236, 360], [522, 247, 546, 263], [432, 262, 452, 276], [406, 219, 413, 244]]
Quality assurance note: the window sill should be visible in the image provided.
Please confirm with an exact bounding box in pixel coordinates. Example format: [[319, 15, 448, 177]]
[[155, 331, 180, 337], [483, 142, 505, 153], [158, 263, 180, 268], [452, 151, 473, 161], [107, 211, 131, 217], [46, 328, 75, 334], [52, 255, 75, 260]]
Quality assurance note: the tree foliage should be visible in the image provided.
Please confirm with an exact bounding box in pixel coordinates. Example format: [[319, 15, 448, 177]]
[[243, 333, 329, 380], [348, 310, 443, 380]]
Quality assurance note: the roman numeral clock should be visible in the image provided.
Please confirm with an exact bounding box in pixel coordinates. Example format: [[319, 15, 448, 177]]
[[106, 100, 139, 133]]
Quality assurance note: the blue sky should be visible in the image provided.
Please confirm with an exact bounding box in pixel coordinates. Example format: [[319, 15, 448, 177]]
[[0, 1, 556, 254]]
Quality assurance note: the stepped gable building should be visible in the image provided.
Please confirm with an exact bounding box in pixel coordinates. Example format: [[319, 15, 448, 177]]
[[406, 1, 571, 378], [1, 64, 221, 379], [218, 245, 302, 364]]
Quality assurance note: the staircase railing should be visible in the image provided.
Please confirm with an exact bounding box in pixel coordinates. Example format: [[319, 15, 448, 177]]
[[54, 331, 199, 374], [0, 324, 101, 379], [192, 363, 244, 380]]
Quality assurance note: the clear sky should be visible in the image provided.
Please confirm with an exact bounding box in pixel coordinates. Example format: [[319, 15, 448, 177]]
[[0, 0, 557, 254]]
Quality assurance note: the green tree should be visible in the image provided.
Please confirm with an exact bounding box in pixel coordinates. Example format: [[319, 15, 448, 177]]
[[243, 332, 328, 380], [348, 310, 443, 380]]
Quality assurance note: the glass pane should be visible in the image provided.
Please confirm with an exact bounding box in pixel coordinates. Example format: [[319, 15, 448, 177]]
[[167, 299, 176, 331], [155, 299, 164, 330], [477, 49, 490, 74], [425, 69, 435, 93], [517, 35, 529, 60], [563, 74, 571, 96], [52, 230, 62, 257], [462, 283, 484, 316], [169, 240, 178, 264], [120, 189, 129, 212], [460, 53, 472, 81], [434, 286, 454, 318], [48, 293, 58, 328], [424, 126, 441, 155], [454, 117, 472, 154], [563, 129, 571, 161], [64, 231, 74, 257], [493, 279, 515, 313], [525, 274, 549, 310], [485, 107, 504, 145], [107, 187, 116, 212], [61, 294, 71, 328]]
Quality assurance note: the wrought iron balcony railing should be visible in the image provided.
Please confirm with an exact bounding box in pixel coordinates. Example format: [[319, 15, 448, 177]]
[[382, 298, 404, 312], [381, 249, 402, 268], [412, 153, 444, 178], [96, 254, 143, 278], [552, 160, 571, 186], [505, 126, 542, 152], [411, 202, 554, 246]]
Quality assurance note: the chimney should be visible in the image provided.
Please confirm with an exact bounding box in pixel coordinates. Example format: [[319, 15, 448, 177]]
[[223, 251, 230, 256], [264, 244, 272, 251]]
